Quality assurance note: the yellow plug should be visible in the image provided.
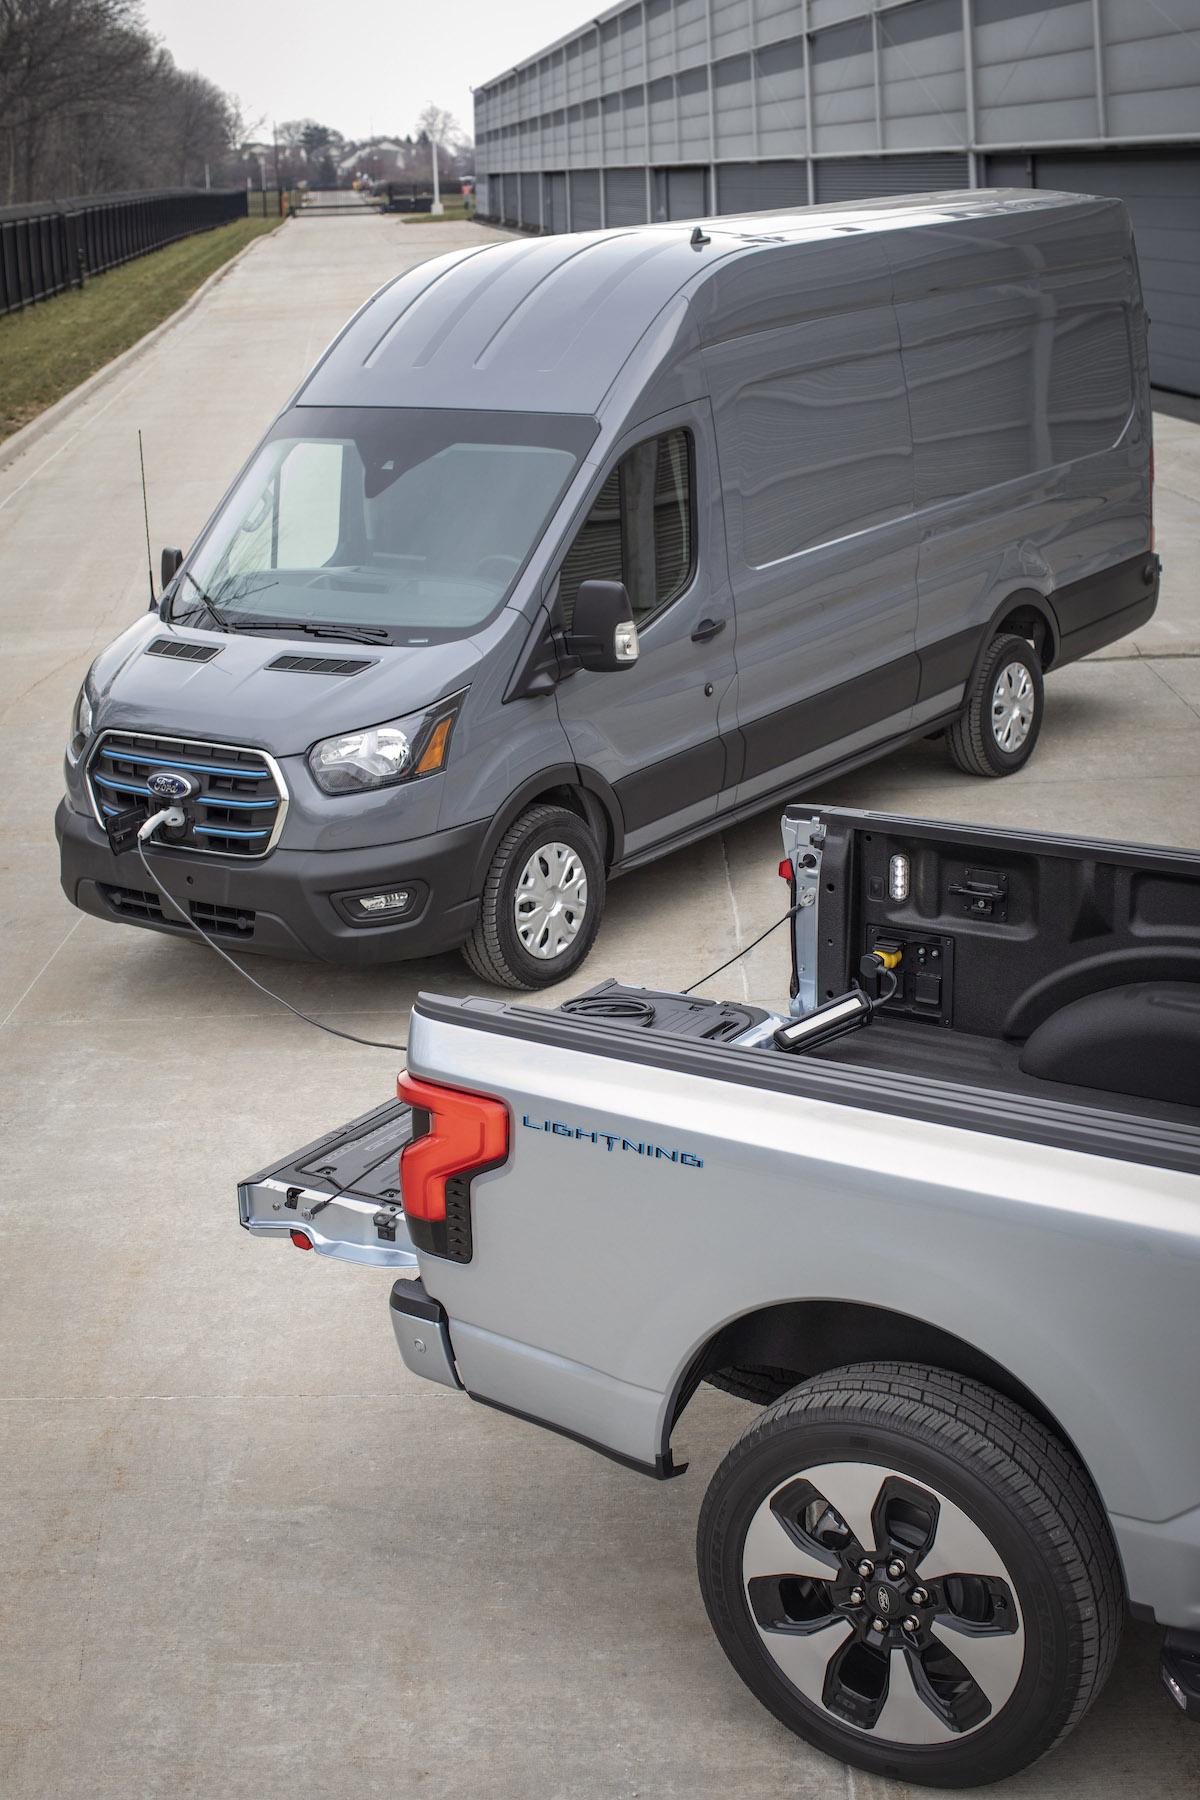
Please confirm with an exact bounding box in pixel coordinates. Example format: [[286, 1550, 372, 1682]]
[[872, 946, 903, 971]]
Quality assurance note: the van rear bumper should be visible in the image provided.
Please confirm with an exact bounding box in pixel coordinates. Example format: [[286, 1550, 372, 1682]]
[[1052, 553, 1160, 666], [56, 799, 484, 965]]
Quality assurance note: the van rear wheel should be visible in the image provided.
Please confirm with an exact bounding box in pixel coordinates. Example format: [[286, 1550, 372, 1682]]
[[948, 633, 1044, 777], [462, 802, 605, 990], [697, 1362, 1122, 1788]]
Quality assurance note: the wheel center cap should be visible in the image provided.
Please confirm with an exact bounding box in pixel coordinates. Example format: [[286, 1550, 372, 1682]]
[[870, 1582, 896, 1619]]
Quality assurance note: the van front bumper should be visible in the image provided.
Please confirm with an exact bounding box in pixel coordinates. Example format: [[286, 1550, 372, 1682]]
[[56, 798, 484, 965]]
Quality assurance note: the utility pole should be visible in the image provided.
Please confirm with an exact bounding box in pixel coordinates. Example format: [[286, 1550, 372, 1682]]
[[431, 130, 443, 215]]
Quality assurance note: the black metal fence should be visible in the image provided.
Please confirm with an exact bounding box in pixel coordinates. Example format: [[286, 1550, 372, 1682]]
[[0, 187, 249, 318]]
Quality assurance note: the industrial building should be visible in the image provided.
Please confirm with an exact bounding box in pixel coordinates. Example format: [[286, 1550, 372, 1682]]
[[474, 0, 1200, 394]]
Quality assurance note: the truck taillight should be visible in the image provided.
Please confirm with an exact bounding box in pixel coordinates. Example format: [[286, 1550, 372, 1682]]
[[397, 1070, 509, 1261]]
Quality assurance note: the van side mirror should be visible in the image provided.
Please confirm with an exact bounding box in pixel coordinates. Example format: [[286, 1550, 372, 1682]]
[[160, 547, 183, 595], [565, 580, 640, 673]]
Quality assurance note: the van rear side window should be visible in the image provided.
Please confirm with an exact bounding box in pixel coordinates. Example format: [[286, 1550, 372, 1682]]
[[557, 428, 693, 625]]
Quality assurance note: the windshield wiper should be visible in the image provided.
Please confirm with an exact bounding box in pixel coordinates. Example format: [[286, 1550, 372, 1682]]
[[223, 619, 392, 645], [169, 569, 229, 632]]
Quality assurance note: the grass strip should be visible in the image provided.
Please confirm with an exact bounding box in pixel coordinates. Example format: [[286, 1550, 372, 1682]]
[[0, 216, 279, 443]]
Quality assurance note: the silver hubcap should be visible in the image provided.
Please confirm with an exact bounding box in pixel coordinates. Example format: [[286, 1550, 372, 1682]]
[[514, 840, 588, 961], [991, 662, 1035, 753], [742, 1461, 1025, 1745]]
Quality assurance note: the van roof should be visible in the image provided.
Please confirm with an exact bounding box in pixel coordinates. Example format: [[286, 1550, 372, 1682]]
[[296, 187, 1117, 418]]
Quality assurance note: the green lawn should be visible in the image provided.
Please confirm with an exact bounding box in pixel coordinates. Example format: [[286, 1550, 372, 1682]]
[[0, 215, 280, 443]]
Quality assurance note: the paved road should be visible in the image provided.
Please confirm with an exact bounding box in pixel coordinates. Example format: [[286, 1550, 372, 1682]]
[[1, 213, 1198, 1800]]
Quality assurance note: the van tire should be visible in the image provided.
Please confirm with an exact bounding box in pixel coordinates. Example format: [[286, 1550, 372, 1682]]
[[948, 633, 1044, 777], [697, 1361, 1122, 1788], [462, 803, 605, 990]]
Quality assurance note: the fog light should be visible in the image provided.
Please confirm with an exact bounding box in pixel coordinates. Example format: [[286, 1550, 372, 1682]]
[[357, 890, 411, 916], [335, 878, 428, 927]]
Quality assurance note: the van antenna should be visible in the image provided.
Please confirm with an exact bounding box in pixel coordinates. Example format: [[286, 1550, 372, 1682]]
[[137, 430, 155, 608]]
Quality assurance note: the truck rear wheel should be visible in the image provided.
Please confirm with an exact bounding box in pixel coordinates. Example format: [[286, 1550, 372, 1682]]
[[697, 1362, 1122, 1788], [462, 802, 605, 990], [947, 632, 1044, 776]]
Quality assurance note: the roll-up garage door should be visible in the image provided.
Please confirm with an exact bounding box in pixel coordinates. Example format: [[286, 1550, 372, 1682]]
[[991, 151, 1199, 398], [500, 174, 519, 225], [544, 172, 568, 234], [814, 153, 969, 202], [569, 170, 602, 231], [666, 166, 708, 220], [717, 161, 809, 215], [605, 168, 646, 226], [519, 173, 541, 230]]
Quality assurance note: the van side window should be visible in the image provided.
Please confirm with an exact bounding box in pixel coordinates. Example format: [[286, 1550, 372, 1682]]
[[558, 428, 693, 626]]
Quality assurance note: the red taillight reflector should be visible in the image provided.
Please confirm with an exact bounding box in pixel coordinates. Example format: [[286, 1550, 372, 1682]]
[[778, 858, 792, 880], [398, 1070, 510, 1222], [290, 1230, 313, 1250]]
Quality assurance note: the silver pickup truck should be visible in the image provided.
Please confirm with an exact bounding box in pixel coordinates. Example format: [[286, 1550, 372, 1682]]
[[240, 804, 1200, 1787]]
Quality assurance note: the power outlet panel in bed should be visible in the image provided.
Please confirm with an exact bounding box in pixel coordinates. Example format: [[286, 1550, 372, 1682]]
[[866, 926, 956, 1027]]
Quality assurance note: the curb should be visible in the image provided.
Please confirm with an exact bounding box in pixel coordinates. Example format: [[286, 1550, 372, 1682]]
[[0, 220, 286, 476]]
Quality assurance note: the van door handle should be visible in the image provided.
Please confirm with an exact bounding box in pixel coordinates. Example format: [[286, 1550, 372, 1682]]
[[691, 617, 726, 643]]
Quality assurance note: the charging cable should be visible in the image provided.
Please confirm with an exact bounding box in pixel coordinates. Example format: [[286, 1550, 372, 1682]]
[[134, 813, 805, 1050], [135, 813, 409, 1052]]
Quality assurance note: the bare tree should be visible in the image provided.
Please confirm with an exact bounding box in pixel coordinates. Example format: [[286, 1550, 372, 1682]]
[[0, 0, 246, 203]]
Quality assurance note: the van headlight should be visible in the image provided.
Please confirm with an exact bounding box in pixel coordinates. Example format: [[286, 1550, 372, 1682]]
[[308, 693, 464, 795], [66, 681, 94, 765]]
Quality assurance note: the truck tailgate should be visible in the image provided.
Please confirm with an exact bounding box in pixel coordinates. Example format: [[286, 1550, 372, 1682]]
[[238, 1098, 418, 1268]]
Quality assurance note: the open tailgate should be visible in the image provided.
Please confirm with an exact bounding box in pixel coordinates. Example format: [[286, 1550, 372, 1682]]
[[238, 1098, 418, 1268]]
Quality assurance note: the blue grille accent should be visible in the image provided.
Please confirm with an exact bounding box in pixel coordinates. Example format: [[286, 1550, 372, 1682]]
[[88, 732, 285, 859], [95, 748, 273, 781]]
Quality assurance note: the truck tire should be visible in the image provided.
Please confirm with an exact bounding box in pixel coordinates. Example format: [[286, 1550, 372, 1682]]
[[462, 803, 605, 990], [947, 633, 1044, 777], [696, 1361, 1122, 1789]]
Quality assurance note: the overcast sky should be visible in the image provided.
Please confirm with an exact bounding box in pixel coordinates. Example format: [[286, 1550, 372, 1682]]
[[140, 1, 599, 144]]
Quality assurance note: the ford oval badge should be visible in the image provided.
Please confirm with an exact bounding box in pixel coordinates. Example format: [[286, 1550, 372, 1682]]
[[147, 770, 198, 801]]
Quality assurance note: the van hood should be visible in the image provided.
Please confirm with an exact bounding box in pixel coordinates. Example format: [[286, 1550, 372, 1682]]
[[89, 615, 489, 756]]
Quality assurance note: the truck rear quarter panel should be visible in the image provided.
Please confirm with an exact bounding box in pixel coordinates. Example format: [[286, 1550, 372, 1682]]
[[408, 1010, 1200, 1533]]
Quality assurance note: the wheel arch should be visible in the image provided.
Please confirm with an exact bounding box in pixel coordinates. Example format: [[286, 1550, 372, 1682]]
[[979, 589, 1061, 676], [467, 764, 625, 895], [666, 1297, 1099, 1492]]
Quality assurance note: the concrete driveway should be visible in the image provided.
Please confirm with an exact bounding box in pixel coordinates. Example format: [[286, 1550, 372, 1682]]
[[1, 213, 1198, 1799]]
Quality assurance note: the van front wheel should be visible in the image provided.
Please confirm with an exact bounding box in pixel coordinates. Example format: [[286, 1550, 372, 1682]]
[[947, 633, 1044, 777], [462, 803, 605, 989]]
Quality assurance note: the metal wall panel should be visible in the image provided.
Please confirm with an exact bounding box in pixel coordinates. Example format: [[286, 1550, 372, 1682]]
[[717, 161, 809, 213], [668, 167, 709, 219], [605, 168, 648, 225], [544, 171, 568, 233], [569, 169, 603, 231], [519, 173, 541, 228], [814, 153, 971, 201], [500, 174, 519, 224]]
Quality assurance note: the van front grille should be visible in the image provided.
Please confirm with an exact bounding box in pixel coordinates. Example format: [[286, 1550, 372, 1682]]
[[87, 731, 286, 859]]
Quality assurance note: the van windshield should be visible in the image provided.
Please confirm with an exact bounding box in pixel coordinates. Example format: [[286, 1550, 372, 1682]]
[[173, 406, 597, 644]]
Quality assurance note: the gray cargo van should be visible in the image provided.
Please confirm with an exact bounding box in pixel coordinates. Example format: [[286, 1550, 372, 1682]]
[[58, 189, 1159, 988]]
